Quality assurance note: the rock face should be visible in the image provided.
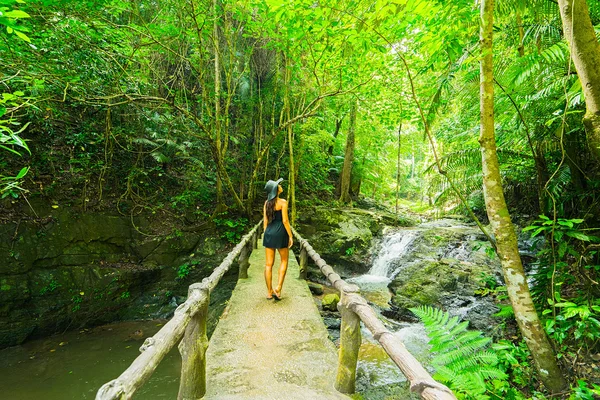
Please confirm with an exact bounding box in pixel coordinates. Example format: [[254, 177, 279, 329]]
[[381, 220, 503, 331], [295, 206, 415, 279], [0, 207, 232, 349]]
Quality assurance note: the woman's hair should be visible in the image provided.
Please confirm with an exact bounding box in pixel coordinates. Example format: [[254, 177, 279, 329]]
[[266, 197, 277, 223]]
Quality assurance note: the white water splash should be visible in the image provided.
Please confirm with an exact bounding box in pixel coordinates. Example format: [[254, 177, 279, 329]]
[[369, 230, 418, 277]]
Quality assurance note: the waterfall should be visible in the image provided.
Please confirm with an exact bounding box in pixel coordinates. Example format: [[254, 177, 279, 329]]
[[369, 230, 417, 277]]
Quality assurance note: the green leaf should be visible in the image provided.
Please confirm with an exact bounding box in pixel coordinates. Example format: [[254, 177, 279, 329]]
[[13, 29, 30, 42], [557, 241, 567, 258], [522, 225, 538, 231], [15, 166, 28, 179], [565, 231, 590, 241], [4, 10, 30, 18], [530, 227, 545, 237], [554, 302, 576, 308], [554, 231, 564, 241], [557, 220, 573, 228], [0, 144, 22, 156]]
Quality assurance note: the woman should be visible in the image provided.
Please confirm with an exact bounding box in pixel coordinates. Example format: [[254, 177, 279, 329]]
[[263, 178, 293, 300]]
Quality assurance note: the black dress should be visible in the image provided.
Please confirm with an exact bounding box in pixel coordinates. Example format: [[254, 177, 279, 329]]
[[263, 209, 289, 249]]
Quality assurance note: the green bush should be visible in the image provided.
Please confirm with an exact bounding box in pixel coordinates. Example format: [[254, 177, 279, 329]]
[[213, 212, 249, 243]]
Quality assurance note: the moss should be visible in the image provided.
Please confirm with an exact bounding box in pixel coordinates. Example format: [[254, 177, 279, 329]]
[[401, 279, 440, 305], [322, 293, 340, 311]]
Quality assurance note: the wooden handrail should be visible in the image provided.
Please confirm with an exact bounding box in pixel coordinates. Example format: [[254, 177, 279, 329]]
[[96, 221, 262, 400], [292, 228, 457, 400], [96, 221, 455, 400]]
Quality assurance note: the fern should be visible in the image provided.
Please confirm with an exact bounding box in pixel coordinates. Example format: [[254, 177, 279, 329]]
[[411, 306, 508, 400]]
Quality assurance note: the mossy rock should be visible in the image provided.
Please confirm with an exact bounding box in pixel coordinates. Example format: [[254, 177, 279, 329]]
[[0, 319, 35, 348], [297, 205, 414, 277], [0, 202, 237, 349], [322, 293, 340, 311], [0, 275, 30, 303], [307, 281, 324, 295]]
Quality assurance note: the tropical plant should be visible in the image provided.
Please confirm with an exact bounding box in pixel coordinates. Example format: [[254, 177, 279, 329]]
[[411, 305, 508, 399]]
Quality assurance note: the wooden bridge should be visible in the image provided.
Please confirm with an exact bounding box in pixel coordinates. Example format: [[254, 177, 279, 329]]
[[96, 222, 456, 400]]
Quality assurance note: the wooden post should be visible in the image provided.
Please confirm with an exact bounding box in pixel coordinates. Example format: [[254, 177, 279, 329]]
[[238, 243, 250, 279], [299, 245, 308, 280], [335, 284, 361, 394], [252, 231, 258, 250], [177, 284, 209, 400]]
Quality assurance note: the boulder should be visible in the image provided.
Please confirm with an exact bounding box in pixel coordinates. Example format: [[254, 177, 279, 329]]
[[322, 293, 340, 311], [382, 220, 502, 333], [307, 281, 324, 295], [296, 206, 415, 279]]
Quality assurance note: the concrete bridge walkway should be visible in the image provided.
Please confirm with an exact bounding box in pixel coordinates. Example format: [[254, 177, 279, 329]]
[[204, 240, 350, 400]]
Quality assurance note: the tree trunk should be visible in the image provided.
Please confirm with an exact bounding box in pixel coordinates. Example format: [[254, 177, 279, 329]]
[[328, 117, 344, 156], [479, 0, 567, 393], [558, 0, 600, 161], [516, 10, 525, 57], [284, 55, 296, 225], [564, 130, 587, 191], [339, 101, 357, 204], [213, 0, 227, 213], [396, 118, 402, 216]]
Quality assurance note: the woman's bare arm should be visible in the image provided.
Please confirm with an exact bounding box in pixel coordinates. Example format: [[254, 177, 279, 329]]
[[281, 200, 293, 248], [263, 201, 268, 231]]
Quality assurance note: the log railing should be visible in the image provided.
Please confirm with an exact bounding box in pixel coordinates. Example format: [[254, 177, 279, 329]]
[[96, 221, 262, 400], [293, 228, 457, 400]]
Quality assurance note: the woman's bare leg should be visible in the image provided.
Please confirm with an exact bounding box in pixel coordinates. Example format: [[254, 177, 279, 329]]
[[264, 247, 275, 298], [274, 247, 289, 298]]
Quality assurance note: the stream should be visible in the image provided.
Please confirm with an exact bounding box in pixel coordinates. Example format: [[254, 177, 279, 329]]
[[0, 218, 503, 399], [346, 218, 504, 398], [0, 320, 180, 399]]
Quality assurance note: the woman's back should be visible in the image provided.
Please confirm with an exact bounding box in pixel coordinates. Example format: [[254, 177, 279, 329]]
[[270, 209, 283, 222]]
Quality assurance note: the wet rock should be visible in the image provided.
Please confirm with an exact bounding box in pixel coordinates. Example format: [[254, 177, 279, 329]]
[[368, 220, 504, 333], [0, 206, 232, 349], [321, 294, 340, 311], [320, 311, 341, 343], [444, 296, 500, 332], [296, 206, 416, 279], [307, 281, 324, 295], [380, 305, 419, 323], [323, 316, 341, 330]]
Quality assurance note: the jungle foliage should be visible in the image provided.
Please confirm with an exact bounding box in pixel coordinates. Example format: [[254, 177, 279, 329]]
[[2, 0, 600, 398]]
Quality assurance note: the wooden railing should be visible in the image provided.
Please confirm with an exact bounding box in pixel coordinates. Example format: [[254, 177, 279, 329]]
[[96, 220, 455, 400], [293, 228, 457, 400], [96, 222, 262, 400]]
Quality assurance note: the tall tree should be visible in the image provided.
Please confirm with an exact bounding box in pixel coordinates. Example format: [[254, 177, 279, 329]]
[[284, 54, 297, 225], [213, 0, 226, 213], [478, 0, 567, 393], [395, 114, 402, 217], [557, 0, 600, 161], [339, 100, 357, 204]]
